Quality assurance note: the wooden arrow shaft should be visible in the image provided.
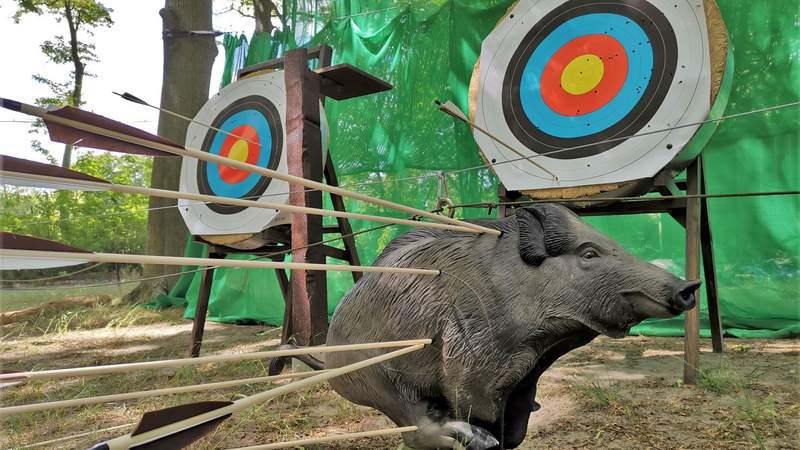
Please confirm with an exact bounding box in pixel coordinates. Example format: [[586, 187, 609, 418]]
[[0, 339, 432, 382], [26, 104, 499, 236], [0, 371, 329, 416], [1, 171, 478, 234], [0, 249, 440, 277], [102, 343, 427, 449]]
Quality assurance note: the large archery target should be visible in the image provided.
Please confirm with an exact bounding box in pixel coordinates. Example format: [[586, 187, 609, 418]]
[[472, 0, 711, 191], [179, 71, 328, 236]]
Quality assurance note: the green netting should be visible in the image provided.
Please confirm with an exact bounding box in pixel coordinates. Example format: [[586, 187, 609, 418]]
[[172, 0, 798, 338]]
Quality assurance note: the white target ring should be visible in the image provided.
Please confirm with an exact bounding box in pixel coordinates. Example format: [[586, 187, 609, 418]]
[[179, 71, 328, 236], [472, 0, 712, 191]]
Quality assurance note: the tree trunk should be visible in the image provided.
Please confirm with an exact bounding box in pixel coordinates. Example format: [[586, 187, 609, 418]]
[[253, 0, 275, 34], [62, 2, 84, 169], [126, 0, 217, 302]]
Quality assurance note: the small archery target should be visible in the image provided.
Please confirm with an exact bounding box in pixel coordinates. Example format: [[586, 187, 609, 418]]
[[180, 71, 328, 236], [196, 95, 282, 214], [471, 0, 712, 191]]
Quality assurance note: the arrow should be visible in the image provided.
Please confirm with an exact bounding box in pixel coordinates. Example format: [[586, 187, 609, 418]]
[[91, 343, 427, 449], [0, 232, 90, 270], [0, 156, 480, 234], [0, 154, 110, 191], [1, 97, 501, 236], [0, 233, 439, 276], [0, 98, 174, 157], [435, 99, 559, 181]]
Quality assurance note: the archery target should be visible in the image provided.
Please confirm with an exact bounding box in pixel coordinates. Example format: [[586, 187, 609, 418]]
[[179, 71, 328, 236], [472, 0, 712, 191]]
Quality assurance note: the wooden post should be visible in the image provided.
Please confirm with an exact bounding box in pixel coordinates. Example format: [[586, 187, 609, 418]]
[[285, 48, 328, 347], [324, 159, 362, 283], [189, 252, 221, 357], [684, 160, 702, 384], [700, 157, 724, 353]]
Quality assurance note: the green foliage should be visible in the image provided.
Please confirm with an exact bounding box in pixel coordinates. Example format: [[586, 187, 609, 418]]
[[13, 0, 114, 166], [1, 152, 152, 280]]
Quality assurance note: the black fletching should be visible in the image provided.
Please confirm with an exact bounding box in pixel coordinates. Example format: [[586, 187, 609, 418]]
[[132, 401, 231, 435], [131, 414, 231, 450], [115, 91, 150, 106], [0, 97, 23, 111]]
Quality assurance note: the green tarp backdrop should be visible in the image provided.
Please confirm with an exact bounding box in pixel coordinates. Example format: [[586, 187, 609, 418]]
[[160, 0, 799, 338]]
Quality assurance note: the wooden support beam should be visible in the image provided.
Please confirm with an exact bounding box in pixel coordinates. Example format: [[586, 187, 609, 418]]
[[324, 157, 362, 282], [700, 157, 724, 353], [189, 253, 221, 357], [286, 48, 328, 347], [684, 159, 702, 384]]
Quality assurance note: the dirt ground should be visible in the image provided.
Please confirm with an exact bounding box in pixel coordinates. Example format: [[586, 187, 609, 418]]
[[0, 304, 798, 450]]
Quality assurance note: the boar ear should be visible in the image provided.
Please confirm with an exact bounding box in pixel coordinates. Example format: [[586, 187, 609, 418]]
[[516, 207, 548, 265], [516, 204, 575, 266]]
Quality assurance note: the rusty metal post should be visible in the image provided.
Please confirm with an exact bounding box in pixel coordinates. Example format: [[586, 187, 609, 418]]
[[684, 159, 702, 384], [285, 48, 328, 347]]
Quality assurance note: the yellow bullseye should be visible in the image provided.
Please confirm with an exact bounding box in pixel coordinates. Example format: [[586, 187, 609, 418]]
[[561, 54, 604, 95], [228, 139, 250, 163]]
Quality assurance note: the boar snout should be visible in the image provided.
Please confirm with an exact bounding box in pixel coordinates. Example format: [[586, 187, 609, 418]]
[[672, 279, 701, 311], [621, 279, 701, 319]]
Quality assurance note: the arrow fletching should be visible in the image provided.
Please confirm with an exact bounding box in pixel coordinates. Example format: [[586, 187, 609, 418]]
[[0, 98, 176, 157], [0, 232, 91, 270], [89, 401, 233, 450], [0, 155, 111, 191], [435, 99, 469, 122], [45, 106, 177, 157]]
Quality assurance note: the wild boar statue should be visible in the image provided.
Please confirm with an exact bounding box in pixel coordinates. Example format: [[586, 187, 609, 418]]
[[326, 204, 699, 450]]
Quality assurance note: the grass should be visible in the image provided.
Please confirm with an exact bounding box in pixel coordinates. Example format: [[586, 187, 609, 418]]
[[575, 380, 619, 409], [2, 301, 181, 339], [697, 362, 762, 395], [1, 283, 137, 311], [736, 394, 783, 450]]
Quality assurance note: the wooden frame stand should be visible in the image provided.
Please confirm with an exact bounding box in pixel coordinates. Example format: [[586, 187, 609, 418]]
[[189, 46, 392, 360], [498, 157, 724, 384]]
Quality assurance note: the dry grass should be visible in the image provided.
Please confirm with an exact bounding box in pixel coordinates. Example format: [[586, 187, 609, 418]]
[[1, 298, 798, 450]]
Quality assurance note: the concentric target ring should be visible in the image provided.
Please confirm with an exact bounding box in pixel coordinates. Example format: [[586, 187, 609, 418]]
[[196, 95, 283, 214], [502, 0, 678, 159]]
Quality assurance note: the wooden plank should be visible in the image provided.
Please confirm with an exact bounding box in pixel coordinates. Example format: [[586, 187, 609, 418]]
[[322, 245, 349, 261], [238, 45, 334, 77], [316, 64, 393, 100], [571, 199, 686, 216], [684, 159, 702, 384], [700, 157, 724, 353]]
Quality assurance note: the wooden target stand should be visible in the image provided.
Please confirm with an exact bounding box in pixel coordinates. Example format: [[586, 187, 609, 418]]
[[497, 158, 724, 384], [189, 45, 392, 360]]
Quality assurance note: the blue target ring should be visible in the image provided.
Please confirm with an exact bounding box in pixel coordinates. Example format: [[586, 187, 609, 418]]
[[519, 13, 653, 138], [205, 109, 272, 199]]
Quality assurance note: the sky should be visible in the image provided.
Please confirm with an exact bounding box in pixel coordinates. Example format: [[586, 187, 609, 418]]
[[0, 1, 254, 164]]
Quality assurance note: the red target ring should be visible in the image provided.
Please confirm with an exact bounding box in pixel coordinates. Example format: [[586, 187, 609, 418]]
[[539, 34, 628, 116], [217, 124, 260, 184]]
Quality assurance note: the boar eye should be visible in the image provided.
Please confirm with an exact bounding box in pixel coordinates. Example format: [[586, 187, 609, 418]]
[[581, 249, 599, 260]]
